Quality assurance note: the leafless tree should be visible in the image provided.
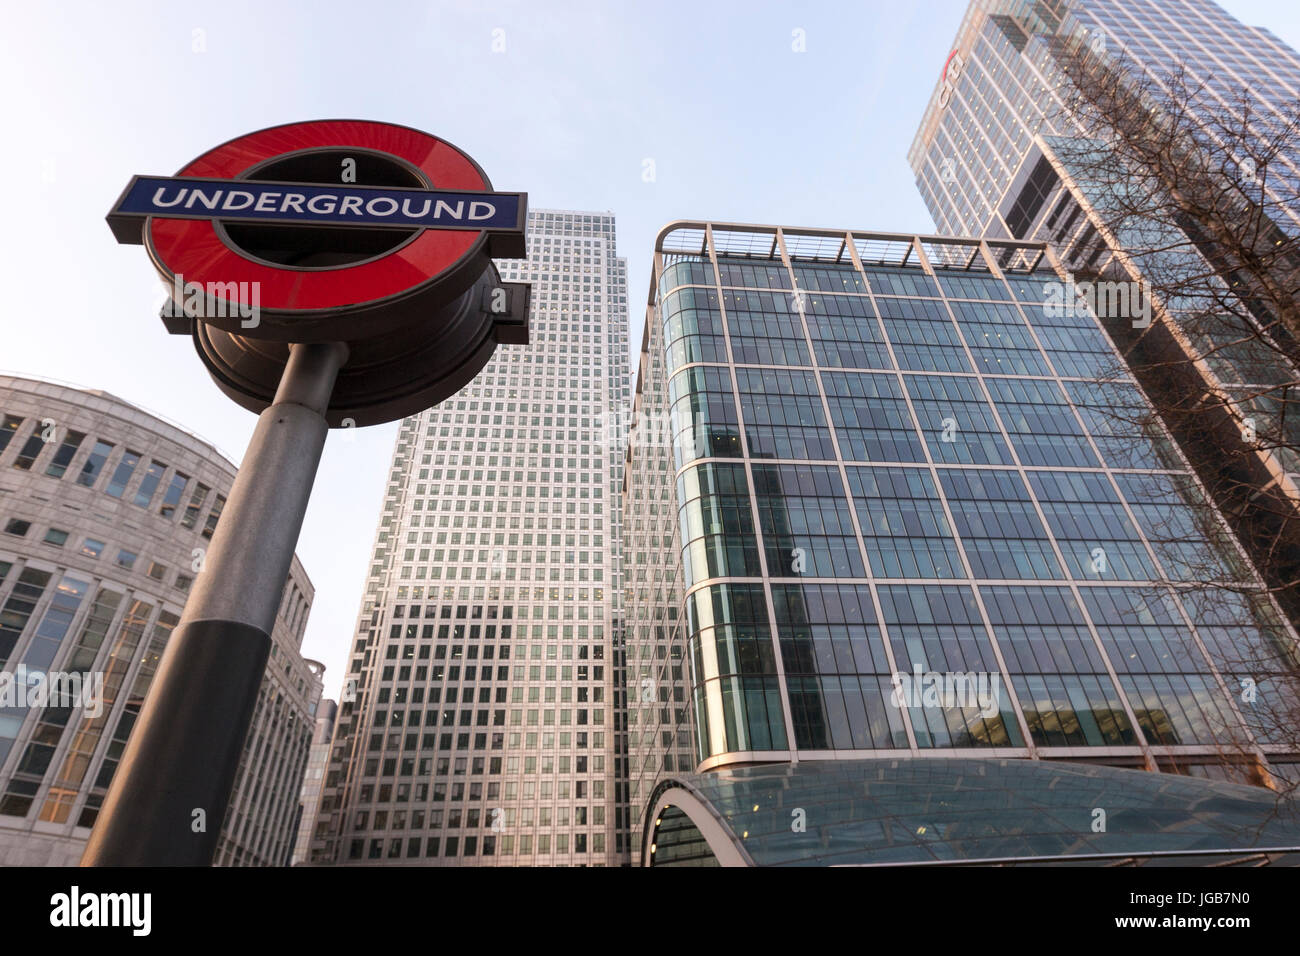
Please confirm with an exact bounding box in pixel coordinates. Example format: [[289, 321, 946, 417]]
[[1034, 31, 1300, 799]]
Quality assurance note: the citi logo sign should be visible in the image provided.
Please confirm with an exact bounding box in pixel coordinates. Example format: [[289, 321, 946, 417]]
[[49, 886, 151, 936], [938, 49, 965, 108]]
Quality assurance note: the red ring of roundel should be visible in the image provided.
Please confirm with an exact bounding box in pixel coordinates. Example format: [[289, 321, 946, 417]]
[[147, 120, 489, 313]]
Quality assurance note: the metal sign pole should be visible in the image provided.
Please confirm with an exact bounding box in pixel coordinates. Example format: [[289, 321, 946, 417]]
[[81, 341, 348, 866], [95, 120, 527, 865]]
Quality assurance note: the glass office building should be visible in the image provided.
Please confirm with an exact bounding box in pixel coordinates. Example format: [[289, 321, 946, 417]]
[[908, 0, 1300, 620], [313, 209, 632, 866], [910, 0, 1300, 243], [623, 221, 1300, 864]]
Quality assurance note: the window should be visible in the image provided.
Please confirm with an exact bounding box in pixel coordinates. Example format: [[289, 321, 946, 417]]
[[116, 549, 138, 570], [12, 430, 46, 470], [174, 573, 193, 593], [983, 586, 1132, 747], [735, 367, 835, 460], [906, 375, 1012, 465], [44, 429, 86, 479], [753, 464, 863, 577], [180, 482, 210, 529], [76, 440, 114, 487], [105, 449, 141, 498], [676, 463, 760, 586], [1030, 471, 1154, 579], [202, 494, 226, 539], [1004, 155, 1060, 238], [0, 415, 21, 455], [146, 560, 167, 581], [876, 584, 1021, 748], [848, 466, 962, 578], [985, 378, 1098, 468], [823, 373, 922, 461], [133, 460, 167, 508], [667, 366, 741, 467], [43, 528, 69, 547], [0, 567, 52, 668], [80, 538, 105, 558], [4, 518, 31, 537], [158, 471, 189, 519]]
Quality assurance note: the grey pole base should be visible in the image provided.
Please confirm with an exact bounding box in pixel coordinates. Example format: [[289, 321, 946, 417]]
[[81, 341, 346, 866]]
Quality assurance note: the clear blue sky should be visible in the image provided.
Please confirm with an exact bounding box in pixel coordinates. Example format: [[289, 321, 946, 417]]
[[2, 0, 1297, 697]]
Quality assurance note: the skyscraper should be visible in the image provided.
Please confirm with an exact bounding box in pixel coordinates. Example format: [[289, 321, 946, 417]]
[[291, 697, 336, 866], [312, 209, 632, 866], [623, 220, 1300, 865], [0, 375, 322, 867], [910, 0, 1300, 241], [909, 0, 1300, 627]]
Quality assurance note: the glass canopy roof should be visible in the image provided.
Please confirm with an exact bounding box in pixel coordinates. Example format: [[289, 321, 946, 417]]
[[646, 758, 1300, 866]]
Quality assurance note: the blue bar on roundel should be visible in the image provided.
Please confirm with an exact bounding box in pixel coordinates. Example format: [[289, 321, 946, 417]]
[[112, 176, 523, 231]]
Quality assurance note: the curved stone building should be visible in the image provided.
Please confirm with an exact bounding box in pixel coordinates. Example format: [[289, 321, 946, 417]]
[[0, 374, 323, 866]]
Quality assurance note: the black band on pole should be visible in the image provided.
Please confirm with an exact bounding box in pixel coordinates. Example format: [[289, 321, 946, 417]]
[[80, 620, 271, 866]]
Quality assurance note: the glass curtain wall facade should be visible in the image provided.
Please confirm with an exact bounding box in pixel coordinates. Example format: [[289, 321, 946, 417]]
[[314, 209, 632, 866], [623, 221, 1300, 850]]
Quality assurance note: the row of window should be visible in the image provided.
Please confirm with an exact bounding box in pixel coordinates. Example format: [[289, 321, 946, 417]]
[[346, 776, 605, 805], [0, 412, 227, 536], [356, 804, 605, 831], [671, 461, 1232, 585], [347, 831, 605, 860], [1, 518, 193, 593], [668, 367, 1175, 470], [662, 257, 1062, 301], [676, 577, 1279, 760]]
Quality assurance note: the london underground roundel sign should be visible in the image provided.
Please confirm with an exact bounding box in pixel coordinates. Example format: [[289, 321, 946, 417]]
[[108, 119, 530, 426]]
